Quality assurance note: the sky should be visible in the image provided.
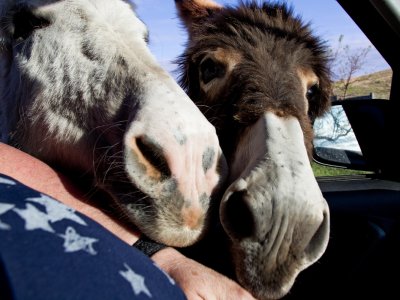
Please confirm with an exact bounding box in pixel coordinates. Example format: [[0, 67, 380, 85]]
[[134, 0, 390, 78]]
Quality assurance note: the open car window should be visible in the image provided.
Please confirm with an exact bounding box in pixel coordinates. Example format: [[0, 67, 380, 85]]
[[289, 0, 395, 177]]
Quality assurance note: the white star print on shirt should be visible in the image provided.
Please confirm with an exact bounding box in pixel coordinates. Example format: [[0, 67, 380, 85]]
[[26, 194, 87, 225], [59, 226, 98, 255], [0, 177, 16, 185], [0, 203, 15, 230], [13, 203, 55, 233], [120, 263, 152, 298]]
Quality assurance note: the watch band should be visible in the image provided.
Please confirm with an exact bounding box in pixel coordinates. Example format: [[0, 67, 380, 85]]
[[133, 235, 167, 257]]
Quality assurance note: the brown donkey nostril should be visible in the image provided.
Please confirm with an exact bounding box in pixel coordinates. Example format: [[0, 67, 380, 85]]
[[304, 210, 330, 263], [222, 190, 255, 240], [135, 136, 171, 177]]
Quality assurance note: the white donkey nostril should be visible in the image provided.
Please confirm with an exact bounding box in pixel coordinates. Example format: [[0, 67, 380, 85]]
[[132, 136, 171, 180], [303, 208, 330, 263]]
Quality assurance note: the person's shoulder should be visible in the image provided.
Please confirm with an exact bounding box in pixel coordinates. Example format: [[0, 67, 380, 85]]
[[0, 173, 186, 300]]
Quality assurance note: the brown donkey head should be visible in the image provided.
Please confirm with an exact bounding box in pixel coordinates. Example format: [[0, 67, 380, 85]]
[[175, 0, 332, 298]]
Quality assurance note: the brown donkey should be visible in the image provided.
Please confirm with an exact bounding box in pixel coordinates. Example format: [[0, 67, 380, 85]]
[[175, 0, 332, 298]]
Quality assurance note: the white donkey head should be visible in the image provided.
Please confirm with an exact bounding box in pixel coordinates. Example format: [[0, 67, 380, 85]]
[[0, 0, 227, 247]]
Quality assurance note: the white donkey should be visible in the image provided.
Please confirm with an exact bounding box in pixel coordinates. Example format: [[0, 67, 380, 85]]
[[0, 0, 227, 247]]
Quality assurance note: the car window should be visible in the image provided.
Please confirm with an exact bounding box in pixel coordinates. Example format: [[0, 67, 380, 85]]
[[137, 0, 393, 177], [287, 0, 392, 177]]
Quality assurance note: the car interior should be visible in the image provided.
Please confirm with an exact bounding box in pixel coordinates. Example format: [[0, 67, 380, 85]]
[[286, 1, 400, 298]]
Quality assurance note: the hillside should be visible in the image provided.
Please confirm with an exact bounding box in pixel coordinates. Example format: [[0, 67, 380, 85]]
[[333, 69, 392, 99]]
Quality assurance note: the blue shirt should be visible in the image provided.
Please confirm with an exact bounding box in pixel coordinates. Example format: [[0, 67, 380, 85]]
[[0, 174, 186, 300]]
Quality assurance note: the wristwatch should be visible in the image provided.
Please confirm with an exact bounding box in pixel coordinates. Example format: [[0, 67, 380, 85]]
[[133, 235, 167, 257]]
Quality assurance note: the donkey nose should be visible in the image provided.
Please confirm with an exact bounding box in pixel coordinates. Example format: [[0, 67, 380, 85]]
[[220, 179, 330, 265], [128, 129, 226, 233]]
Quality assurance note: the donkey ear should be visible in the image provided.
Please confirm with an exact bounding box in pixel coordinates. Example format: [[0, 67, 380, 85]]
[[175, 0, 222, 32]]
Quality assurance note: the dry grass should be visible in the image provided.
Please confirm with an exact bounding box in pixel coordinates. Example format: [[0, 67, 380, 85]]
[[333, 69, 392, 99]]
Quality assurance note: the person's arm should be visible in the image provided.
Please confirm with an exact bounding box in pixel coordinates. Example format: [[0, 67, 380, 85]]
[[153, 247, 256, 299], [0, 142, 139, 244], [0, 143, 256, 300]]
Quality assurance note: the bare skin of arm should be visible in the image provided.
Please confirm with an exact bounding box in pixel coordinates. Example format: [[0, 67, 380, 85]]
[[0, 142, 255, 300]]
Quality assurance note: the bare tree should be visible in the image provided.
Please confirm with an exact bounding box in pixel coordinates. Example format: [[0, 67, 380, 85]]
[[329, 35, 371, 99], [314, 107, 353, 144]]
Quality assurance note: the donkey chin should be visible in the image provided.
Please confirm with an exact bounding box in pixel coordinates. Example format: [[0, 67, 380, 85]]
[[221, 178, 330, 299]]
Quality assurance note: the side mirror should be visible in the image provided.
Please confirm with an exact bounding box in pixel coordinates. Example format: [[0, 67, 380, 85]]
[[313, 99, 398, 175]]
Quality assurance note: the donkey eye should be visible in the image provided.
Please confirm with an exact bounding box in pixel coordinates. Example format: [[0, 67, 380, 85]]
[[143, 29, 149, 44], [306, 83, 319, 100], [200, 57, 226, 84], [12, 8, 50, 41]]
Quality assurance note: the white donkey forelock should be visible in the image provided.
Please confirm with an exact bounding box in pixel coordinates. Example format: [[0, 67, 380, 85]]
[[0, 0, 227, 247]]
